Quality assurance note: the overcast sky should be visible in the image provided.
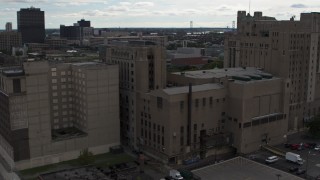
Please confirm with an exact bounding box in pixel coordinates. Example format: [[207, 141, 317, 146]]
[[1, 0, 320, 29]]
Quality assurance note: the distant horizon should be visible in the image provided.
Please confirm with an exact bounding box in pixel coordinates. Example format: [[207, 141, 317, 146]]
[[0, 27, 233, 31], [1, 0, 320, 29]]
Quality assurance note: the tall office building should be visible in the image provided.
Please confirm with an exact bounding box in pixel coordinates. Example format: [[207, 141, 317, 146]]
[[0, 60, 120, 176], [60, 19, 93, 45], [5, 22, 12, 31], [104, 40, 167, 148], [17, 7, 45, 43], [224, 11, 320, 131]]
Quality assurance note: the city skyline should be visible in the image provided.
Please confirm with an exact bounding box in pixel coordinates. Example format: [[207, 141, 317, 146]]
[[0, 0, 320, 29]]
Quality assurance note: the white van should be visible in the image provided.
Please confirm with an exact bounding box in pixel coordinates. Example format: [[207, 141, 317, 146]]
[[265, 156, 279, 164]]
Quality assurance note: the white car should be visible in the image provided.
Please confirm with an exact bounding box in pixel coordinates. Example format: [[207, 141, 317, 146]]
[[315, 145, 320, 151], [265, 156, 279, 164]]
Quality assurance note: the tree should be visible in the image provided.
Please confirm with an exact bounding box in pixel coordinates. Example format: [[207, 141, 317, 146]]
[[78, 148, 94, 165], [306, 116, 320, 139]]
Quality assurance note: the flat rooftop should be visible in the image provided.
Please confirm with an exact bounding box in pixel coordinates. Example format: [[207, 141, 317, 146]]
[[192, 156, 303, 180], [172, 67, 273, 80]]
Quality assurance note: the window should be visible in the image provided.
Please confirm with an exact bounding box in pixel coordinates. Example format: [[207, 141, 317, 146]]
[[162, 136, 164, 146], [180, 126, 184, 133], [12, 79, 21, 93], [180, 101, 184, 111], [180, 136, 184, 146], [209, 97, 213, 105], [157, 97, 163, 109], [195, 99, 199, 107], [202, 98, 206, 106]]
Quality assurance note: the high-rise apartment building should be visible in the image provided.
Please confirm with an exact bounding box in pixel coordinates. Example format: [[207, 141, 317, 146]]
[[224, 11, 320, 130], [5, 22, 12, 32], [17, 7, 45, 43], [0, 60, 120, 176], [104, 41, 167, 148]]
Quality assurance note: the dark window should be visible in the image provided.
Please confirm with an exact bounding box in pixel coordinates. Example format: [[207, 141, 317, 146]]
[[194, 124, 197, 131], [180, 126, 184, 133], [157, 97, 163, 109], [209, 97, 213, 105], [195, 99, 199, 107], [261, 118, 268, 124], [162, 126, 164, 133], [13, 79, 21, 93], [252, 120, 260, 126], [180, 136, 184, 146], [180, 101, 184, 111], [162, 136, 164, 146], [243, 122, 251, 128], [202, 98, 206, 106], [239, 123, 241, 128]]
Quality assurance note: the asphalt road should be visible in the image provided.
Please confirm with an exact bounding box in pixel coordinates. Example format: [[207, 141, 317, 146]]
[[246, 131, 320, 179]]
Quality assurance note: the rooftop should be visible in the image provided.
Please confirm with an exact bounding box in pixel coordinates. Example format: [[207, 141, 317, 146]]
[[192, 156, 303, 180], [172, 67, 274, 81]]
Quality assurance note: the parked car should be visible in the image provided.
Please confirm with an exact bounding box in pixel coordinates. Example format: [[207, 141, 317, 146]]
[[289, 166, 299, 172], [296, 169, 306, 175], [306, 143, 317, 149], [315, 145, 320, 151], [291, 144, 300, 150], [265, 156, 279, 164], [284, 143, 291, 148]]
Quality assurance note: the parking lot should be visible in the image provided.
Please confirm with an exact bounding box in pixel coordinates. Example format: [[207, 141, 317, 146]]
[[246, 131, 320, 179]]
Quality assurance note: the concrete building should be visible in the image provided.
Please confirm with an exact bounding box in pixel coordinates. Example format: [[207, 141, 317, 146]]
[[0, 60, 120, 174], [103, 38, 288, 163], [60, 19, 93, 45], [17, 7, 45, 43], [0, 31, 22, 53], [104, 41, 166, 148], [138, 67, 289, 163], [5, 22, 12, 32], [167, 47, 208, 67], [224, 11, 320, 130]]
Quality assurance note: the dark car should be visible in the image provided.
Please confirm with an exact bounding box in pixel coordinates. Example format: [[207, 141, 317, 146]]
[[296, 169, 306, 175], [284, 143, 291, 148], [289, 166, 299, 172]]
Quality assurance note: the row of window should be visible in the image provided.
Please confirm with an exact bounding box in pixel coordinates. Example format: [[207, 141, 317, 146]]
[[242, 114, 286, 128]]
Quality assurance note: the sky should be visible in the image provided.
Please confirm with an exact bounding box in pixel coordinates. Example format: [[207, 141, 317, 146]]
[[1, 0, 320, 29]]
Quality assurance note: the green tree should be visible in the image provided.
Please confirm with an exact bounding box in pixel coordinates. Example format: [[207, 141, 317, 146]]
[[307, 116, 320, 139], [78, 148, 94, 165]]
